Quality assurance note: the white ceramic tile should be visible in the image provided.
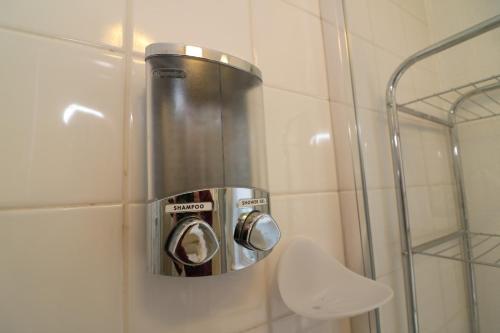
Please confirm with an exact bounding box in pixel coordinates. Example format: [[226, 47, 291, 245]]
[[406, 186, 434, 244], [397, 0, 427, 22], [343, 0, 373, 40], [246, 315, 350, 333], [322, 22, 354, 106], [402, 10, 430, 56], [444, 309, 469, 333], [348, 34, 384, 111], [424, 0, 470, 41], [330, 103, 358, 190], [283, 0, 320, 16], [0, 0, 124, 47], [412, 67, 440, 100], [243, 323, 270, 333], [470, 30, 500, 82], [252, 0, 329, 99], [0, 206, 123, 333], [413, 256, 447, 333], [434, 45, 477, 91], [399, 114, 427, 187], [427, 185, 460, 235], [459, 100, 500, 324], [458, 118, 500, 234], [263, 87, 338, 194], [319, 0, 345, 27], [425, 0, 500, 91], [358, 108, 394, 189], [133, 0, 253, 61], [374, 45, 416, 104], [438, 260, 466, 320], [378, 269, 408, 333], [129, 58, 147, 203], [127, 204, 269, 333], [420, 123, 454, 186], [368, 189, 402, 277], [0, 30, 124, 207], [474, 265, 500, 333], [368, 0, 408, 57], [270, 314, 349, 333], [266, 192, 345, 318]]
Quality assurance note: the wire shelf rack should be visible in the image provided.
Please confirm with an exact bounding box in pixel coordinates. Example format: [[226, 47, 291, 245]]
[[398, 74, 500, 125], [412, 230, 500, 268]]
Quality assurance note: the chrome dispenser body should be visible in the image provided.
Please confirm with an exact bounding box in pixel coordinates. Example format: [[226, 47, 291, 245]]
[[146, 44, 280, 277]]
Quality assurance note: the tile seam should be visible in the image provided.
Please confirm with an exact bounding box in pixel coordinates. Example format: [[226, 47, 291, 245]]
[[0, 24, 125, 53]]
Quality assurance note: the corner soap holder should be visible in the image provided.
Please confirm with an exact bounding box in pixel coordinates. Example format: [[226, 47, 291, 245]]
[[278, 237, 393, 319]]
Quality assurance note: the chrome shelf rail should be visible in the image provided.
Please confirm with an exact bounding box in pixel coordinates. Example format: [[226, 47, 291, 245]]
[[398, 74, 500, 125], [386, 14, 500, 333], [413, 231, 500, 269]]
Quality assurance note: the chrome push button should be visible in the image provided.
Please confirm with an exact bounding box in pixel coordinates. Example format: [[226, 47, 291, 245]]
[[166, 217, 219, 266], [235, 211, 281, 251]]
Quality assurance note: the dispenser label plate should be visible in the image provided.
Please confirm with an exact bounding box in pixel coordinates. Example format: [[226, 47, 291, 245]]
[[165, 202, 213, 213], [238, 198, 267, 208]]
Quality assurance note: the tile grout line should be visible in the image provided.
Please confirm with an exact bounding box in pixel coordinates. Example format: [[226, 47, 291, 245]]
[[248, 1, 274, 329], [0, 202, 123, 212], [0, 24, 125, 54], [321, 15, 345, 29], [345, 27, 437, 73], [387, 0, 428, 25], [270, 189, 341, 198], [121, 0, 135, 330], [263, 83, 330, 101], [237, 311, 296, 333], [279, 0, 321, 19]]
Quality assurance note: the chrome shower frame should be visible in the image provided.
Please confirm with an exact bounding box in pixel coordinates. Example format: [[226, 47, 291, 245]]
[[385, 15, 500, 333]]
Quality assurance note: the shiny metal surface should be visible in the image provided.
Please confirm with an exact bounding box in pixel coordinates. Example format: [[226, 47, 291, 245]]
[[386, 15, 500, 333], [146, 46, 277, 277], [166, 217, 220, 266], [398, 74, 500, 125], [235, 211, 280, 251], [146, 46, 267, 200], [451, 81, 500, 118], [146, 55, 225, 199], [220, 65, 268, 190], [148, 187, 276, 277], [146, 43, 262, 79]]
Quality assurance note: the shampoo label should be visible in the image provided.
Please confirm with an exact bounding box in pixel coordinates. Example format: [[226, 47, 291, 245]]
[[165, 202, 213, 213]]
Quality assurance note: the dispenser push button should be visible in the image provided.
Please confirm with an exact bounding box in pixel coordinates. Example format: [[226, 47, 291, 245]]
[[235, 211, 281, 251], [166, 217, 219, 266]]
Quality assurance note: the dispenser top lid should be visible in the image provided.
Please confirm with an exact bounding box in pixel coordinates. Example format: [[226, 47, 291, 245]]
[[145, 43, 262, 79]]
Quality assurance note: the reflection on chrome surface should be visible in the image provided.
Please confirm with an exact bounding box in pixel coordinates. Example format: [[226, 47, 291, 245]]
[[148, 187, 279, 277], [167, 217, 219, 266]]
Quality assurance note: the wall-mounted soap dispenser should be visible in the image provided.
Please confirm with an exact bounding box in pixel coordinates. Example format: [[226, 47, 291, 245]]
[[146, 43, 280, 277]]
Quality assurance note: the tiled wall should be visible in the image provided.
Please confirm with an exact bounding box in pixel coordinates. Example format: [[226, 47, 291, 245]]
[[426, 2, 500, 333], [425, 0, 500, 90], [458, 118, 500, 333], [342, 0, 472, 332], [0, 1, 355, 333]]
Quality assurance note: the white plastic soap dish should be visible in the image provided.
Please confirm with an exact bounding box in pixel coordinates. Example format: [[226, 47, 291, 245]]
[[278, 237, 393, 319]]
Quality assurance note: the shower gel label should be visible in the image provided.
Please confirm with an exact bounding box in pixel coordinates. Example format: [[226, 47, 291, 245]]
[[238, 198, 267, 208], [165, 202, 213, 213]]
